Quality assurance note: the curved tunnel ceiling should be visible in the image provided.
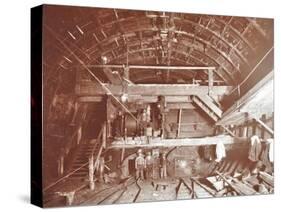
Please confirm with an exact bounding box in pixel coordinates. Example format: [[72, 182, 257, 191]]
[[43, 5, 273, 94]]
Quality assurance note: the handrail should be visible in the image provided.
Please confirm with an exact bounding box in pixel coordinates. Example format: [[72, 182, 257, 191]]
[[64, 106, 88, 155], [90, 125, 105, 174], [43, 123, 105, 192]]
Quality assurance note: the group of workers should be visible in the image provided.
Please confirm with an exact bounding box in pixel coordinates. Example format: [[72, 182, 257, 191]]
[[135, 149, 167, 180]]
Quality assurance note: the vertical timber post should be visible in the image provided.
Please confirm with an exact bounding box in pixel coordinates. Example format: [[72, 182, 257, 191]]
[[77, 125, 82, 145], [261, 114, 266, 139], [58, 147, 65, 176], [208, 69, 214, 96], [243, 121, 248, 137], [58, 155, 64, 176], [102, 123, 107, 149], [191, 179, 195, 199], [70, 102, 79, 125], [177, 109, 182, 138], [89, 155, 95, 190], [121, 147, 125, 165]]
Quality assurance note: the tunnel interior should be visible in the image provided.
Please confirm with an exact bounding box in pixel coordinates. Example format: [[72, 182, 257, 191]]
[[36, 5, 274, 207]]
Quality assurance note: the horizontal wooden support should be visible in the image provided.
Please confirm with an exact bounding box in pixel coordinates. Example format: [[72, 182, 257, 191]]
[[77, 96, 104, 102], [109, 135, 248, 149], [76, 81, 233, 96], [86, 64, 216, 70], [166, 102, 195, 110], [128, 95, 192, 103], [77, 95, 194, 103]]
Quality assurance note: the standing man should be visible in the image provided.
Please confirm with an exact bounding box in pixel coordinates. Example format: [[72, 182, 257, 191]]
[[135, 149, 145, 180], [145, 152, 153, 180], [152, 153, 160, 179], [160, 152, 167, 179]]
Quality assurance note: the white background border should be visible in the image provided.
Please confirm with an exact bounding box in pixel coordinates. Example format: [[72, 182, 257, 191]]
[[0, 0, 280, 211]]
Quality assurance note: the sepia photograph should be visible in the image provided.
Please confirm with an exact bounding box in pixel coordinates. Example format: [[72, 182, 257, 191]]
[[31, 4, 274, 208]]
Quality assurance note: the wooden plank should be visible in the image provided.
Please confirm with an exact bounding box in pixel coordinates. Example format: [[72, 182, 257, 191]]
[[177, 109, 182, 138], [191, 178, 217, 197], [208, 69, 214, 95], [128, 95, 192, 103], [109, 135, 248, 148], [127, 84, 232, 96], [259, 171, 274, 187], [197, 95, 222, 117], [77, 95, 194, 103], [87, 64, 216, 70], [216, 171, 258, 195], [231, 179, 258, 195], [77, 96, 104, 102], [216, 112, 248, 126], [192, 96, 219, 122], [166, 102, 195, 109], [77, 81, 233, 96]]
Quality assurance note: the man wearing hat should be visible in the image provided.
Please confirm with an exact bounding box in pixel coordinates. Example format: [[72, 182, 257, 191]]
[[145, 152, 153, 180], [135, 149, 145, 180]]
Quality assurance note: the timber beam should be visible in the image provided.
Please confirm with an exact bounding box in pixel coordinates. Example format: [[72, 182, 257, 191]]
[[109, 135, 249, 149], [86, 64, 216, 70], [77, 95, 195, 103], [76, 81, 233, 96]]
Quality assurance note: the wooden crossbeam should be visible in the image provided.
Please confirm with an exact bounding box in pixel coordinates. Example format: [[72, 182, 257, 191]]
[[109, 135, 248, 149], [87, 64, 216, 70], [76, 82, 233, 96], [77, 95, 195, 104]]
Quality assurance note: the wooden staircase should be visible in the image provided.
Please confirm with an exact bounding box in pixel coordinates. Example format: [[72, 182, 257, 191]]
[[43, 123, 106, 206], [67, 140, 101, 180], [192, 95, 222, 122]]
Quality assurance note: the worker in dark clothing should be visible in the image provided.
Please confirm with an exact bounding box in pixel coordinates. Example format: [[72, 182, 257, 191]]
[[152, 154, 160, 179], [145, 152, 153, 180], [135, 149, 145, 180], [160, 152, 167, 179]]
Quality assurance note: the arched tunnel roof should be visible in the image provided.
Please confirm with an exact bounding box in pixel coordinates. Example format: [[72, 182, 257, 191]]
[[42, 5, 273, 94]]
